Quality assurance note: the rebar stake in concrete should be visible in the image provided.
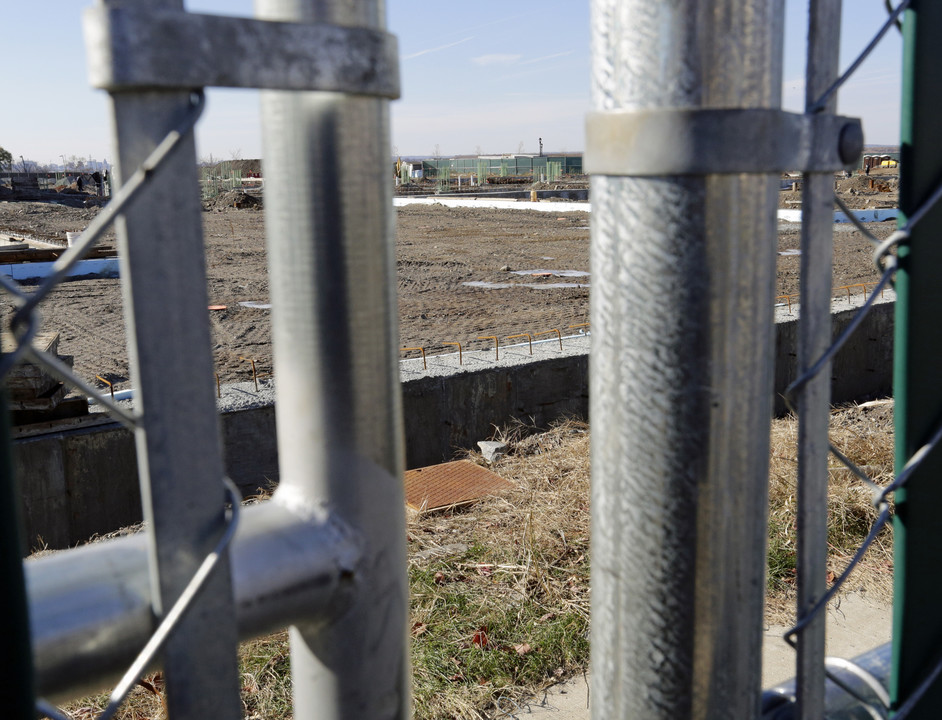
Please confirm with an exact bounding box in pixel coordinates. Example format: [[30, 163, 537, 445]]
[[477, 336, 499, 361], [400, 347, 427, 369], [507, 333, 533, 355], [535, 328, 563, 351], [442, 341, 462, 365], [95, 375, 115, 400], [239, 356, 259, 391]]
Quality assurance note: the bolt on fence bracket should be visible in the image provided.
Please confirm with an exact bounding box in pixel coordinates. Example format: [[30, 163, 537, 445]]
[[82, 6, 400, 98], [585, 108, 863, 175]]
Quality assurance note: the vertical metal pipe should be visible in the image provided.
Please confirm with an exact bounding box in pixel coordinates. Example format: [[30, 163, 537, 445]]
[[103, 1, 241, 717], [255, 1, 409, 719], [796, 2, 841, 717], [589, 2, 781, 718], [891, 1, 942, 714]]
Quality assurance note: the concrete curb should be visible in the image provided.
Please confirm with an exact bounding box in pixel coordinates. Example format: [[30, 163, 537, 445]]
[[492, 592, 891, 719]]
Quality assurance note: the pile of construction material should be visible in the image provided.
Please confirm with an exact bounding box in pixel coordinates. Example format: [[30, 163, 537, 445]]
[[2, 332, 88, 425]]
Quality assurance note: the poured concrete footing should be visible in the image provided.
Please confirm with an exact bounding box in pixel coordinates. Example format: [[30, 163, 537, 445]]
[[15, 297, 894, 550]]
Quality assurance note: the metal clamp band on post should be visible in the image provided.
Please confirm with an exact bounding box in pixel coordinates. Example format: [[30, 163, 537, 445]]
[[585, 108, 862, 175], [83, 7, 400, 98]]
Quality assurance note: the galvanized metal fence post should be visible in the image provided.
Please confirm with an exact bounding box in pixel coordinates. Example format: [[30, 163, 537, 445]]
[[795, 3, 842, 718], [102, 0, 241, 715], [255, 0, 410, 718], [587, 1, 782, 717], [891, 1, 942, 714]]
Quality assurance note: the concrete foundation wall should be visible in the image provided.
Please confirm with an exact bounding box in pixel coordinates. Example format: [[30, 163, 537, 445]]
[[774, 300, 894, 415], [15, 301, 893, 550], [402, 354, 589, 469], [17, 423, 140, 550], [436, 189, 590, 202], [16, 406, 281, 551]]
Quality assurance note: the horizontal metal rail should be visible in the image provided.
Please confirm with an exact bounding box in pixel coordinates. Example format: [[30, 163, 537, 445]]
[[26, 499, 359, 701], [84, 7, 400, 97]]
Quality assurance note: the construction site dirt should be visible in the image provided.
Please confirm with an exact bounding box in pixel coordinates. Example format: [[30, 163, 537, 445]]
[[0, 177, 898, 395]]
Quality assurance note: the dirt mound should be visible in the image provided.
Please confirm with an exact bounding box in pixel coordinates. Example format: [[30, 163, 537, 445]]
[[204, 190, 263, 211], [837, 174, 898, 194]]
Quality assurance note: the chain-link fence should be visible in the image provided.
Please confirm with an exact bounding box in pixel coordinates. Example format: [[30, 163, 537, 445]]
[[1, 2, 407, 719], [4, 1, 937, 718]]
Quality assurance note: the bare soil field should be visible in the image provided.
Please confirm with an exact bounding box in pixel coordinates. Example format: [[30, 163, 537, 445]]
[[0, 176, 898, 394]]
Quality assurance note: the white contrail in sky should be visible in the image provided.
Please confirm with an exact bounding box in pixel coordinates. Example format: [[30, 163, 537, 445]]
[[520, 51, 573, 65], [403, 36, 474, 60], [472, 54, 523, 66]]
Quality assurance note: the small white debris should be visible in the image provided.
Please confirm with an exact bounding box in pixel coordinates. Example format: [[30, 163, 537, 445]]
[[477, 440, 508, 463]]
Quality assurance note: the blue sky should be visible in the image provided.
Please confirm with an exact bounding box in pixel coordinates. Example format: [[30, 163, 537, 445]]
[[2, 1, 902, 166]]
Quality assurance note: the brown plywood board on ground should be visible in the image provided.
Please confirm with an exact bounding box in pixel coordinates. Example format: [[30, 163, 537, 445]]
[[404, 460, 514, 513]]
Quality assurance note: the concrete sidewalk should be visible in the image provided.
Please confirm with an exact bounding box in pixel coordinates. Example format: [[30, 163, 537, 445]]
[[496, 592, 891, 719]]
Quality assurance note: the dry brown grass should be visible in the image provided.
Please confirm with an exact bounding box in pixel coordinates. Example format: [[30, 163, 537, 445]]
[[408, 418, 591, 719], [767, 399, 895, 623], [50, 405, 894, 719]]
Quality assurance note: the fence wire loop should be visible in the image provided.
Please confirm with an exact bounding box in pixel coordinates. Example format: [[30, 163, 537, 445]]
[[867, 174, 942, 279], [785, 412, 942, 640], [785, 504, 891, 648], [785, 413, 942, 715], [827, 442, 885, 508], [836, 172, 942, 278], [0, 90, 206, 427], [36, 477, 241, 720], [880, 414, 942, 503], [873, 231, 904, 275]]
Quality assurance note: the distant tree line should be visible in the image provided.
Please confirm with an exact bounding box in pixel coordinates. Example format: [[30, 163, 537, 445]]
[[0, 147, 109, 174]]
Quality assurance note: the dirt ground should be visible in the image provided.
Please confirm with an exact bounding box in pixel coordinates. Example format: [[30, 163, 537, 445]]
[[0, 175, 898, 394]]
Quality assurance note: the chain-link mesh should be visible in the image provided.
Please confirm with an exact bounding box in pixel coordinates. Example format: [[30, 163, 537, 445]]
[[6, 3, 930, 717], [0, 90, 243, 720], [0, 92, 209, 429], [780, 3, 942, 717]]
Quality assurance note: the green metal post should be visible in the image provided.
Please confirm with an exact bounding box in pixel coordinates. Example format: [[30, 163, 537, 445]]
[[0, 389, 35, 716], [891, 1, 942, 714]]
